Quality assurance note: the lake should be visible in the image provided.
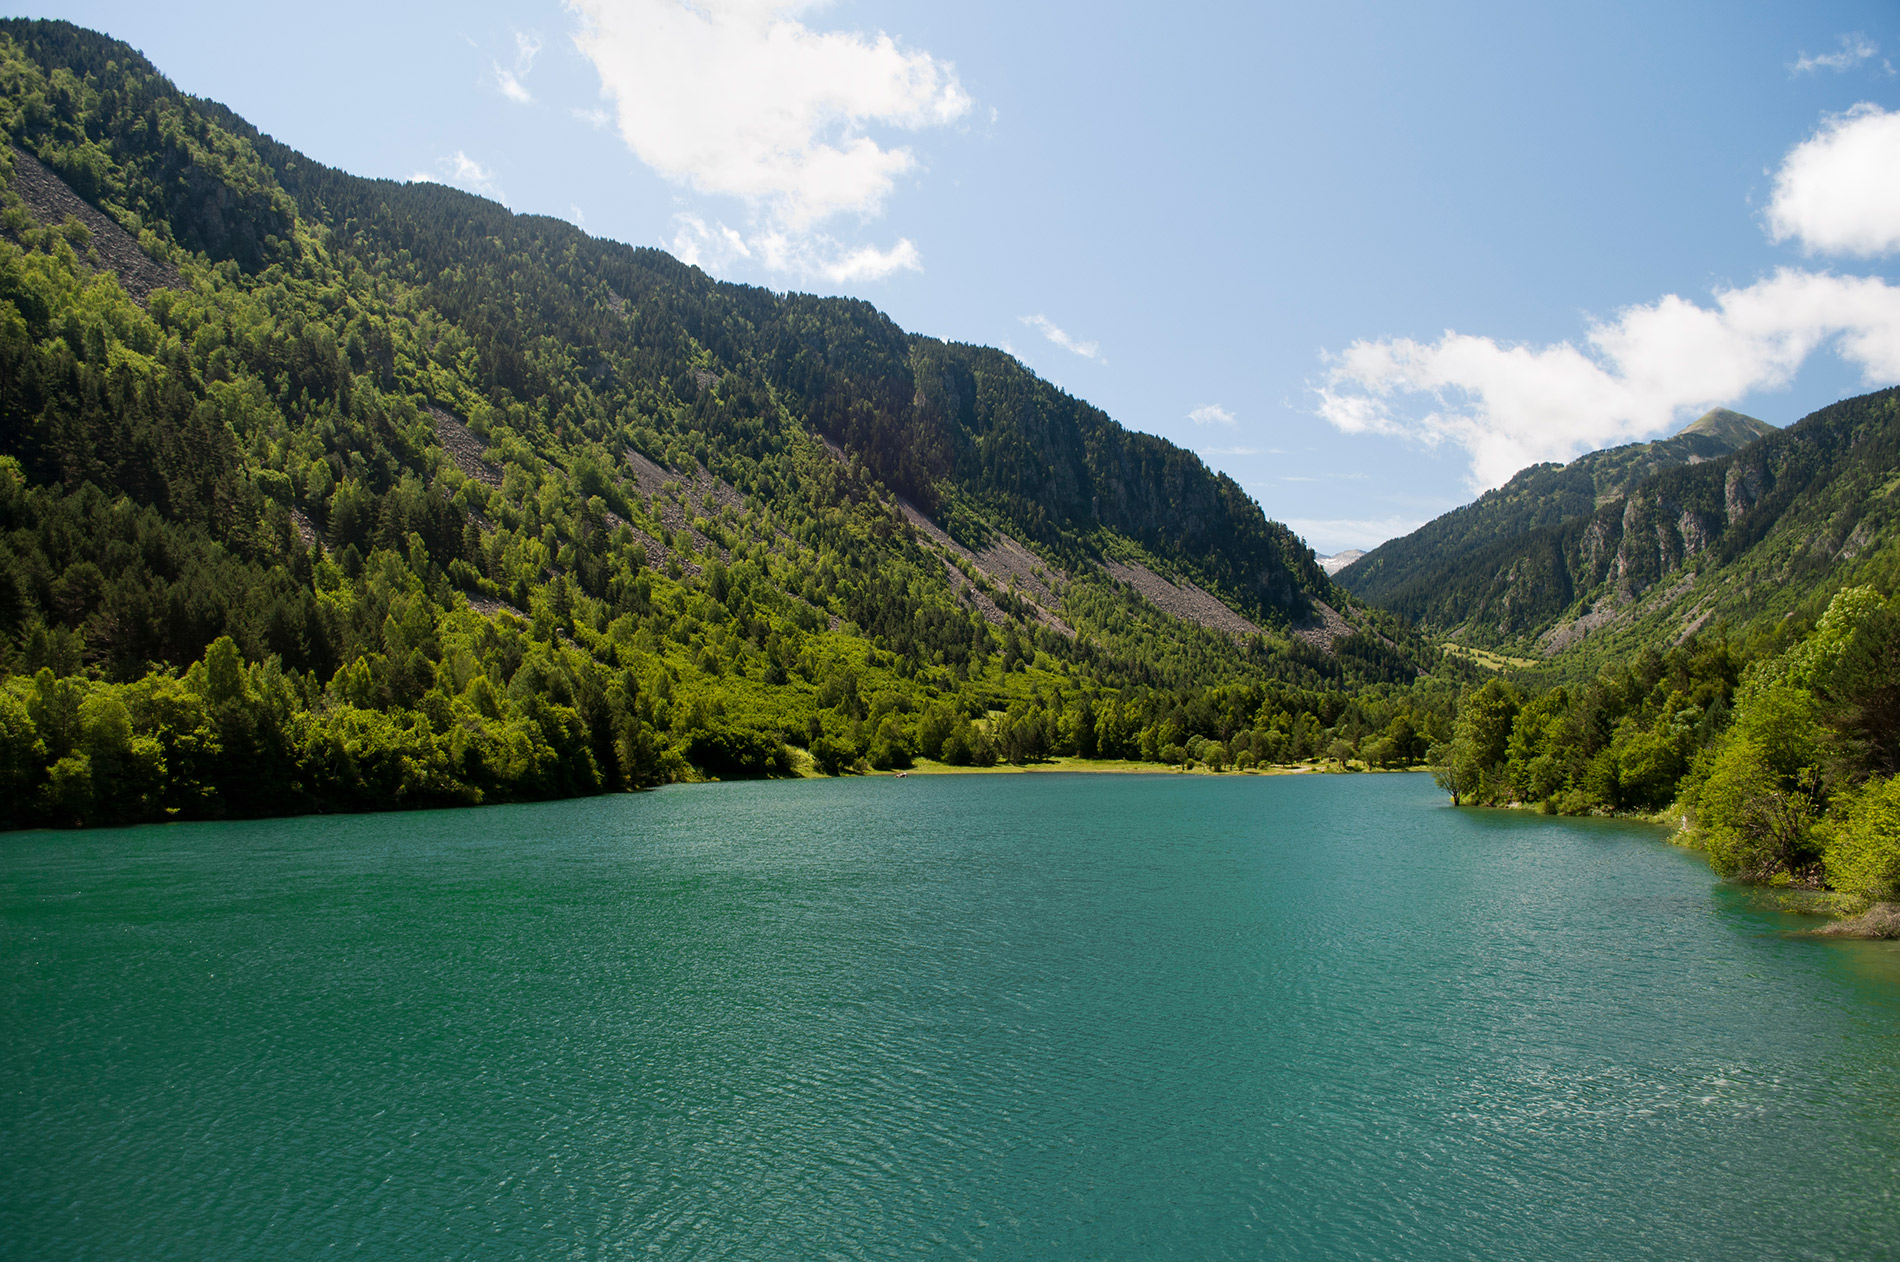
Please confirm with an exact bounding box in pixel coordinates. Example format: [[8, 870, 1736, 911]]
[[4, 771, 1899, 1259]]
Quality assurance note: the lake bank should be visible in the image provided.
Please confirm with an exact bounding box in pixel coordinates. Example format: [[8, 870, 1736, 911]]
[[1432, 798, 1888, 934], [782, 751, 1424, 778], [873, 755, 1329, 776], [1815, 902, 1900, 939]]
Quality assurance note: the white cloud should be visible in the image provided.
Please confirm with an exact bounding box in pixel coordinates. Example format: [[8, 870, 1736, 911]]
[[1319, 268, 1900, 490], [572, 106, 610, 129], [566, 0, 968, 283], [448, 152, 498, 192], [497, 70, 533, 104], [1767, 104, 1900, 257], [1021, 314, 1102, 361], [1198, 446, 1262, 456], [410, 151, 500, 196], [1320, 103, 1900, 491], [671, 213, 921, 282], [1791, 35, 1880, 75], [1188, 403, 1235, 425], [670, 213, 752, 267], [570, 204, 586, 228], [494, 31, 542, 105], [1284, 514, 1430, 555], [569, 0, 967, 225], [812, 237, 922, 283]]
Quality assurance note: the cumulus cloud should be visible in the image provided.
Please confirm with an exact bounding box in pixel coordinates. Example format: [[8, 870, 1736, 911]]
[[1319, 269, 1900, 490], [1791, 35, 1880, 75], [566, 0, 967, 283], [1321, 106, 1900, 491], [1768, 104, 1900, 257], [1021, 314, 1102, 361], [1188, 403, 1236, 425], [409, 151, 500, 195]]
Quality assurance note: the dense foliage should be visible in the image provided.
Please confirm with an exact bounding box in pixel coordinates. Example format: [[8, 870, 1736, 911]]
[[1431, 638, 1744, 815], [0, 20, 1459, 830], [1432, 578, 1900, 908]]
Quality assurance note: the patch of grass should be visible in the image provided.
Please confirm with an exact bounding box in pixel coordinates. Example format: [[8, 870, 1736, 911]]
[[1441, 642, 1539, 671]]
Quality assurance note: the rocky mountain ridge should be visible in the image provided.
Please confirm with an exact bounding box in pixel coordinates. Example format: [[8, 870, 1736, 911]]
[[1338, 407, 1777, 606], [1359, 390, 1900, 664]]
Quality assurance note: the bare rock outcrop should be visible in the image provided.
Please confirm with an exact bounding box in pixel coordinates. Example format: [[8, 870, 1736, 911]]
[[1539, 601, 1626, 655], [6, 146, 183, 304], [1104, 559, 1259, 638], [895, 497, 1072, 635], [429, 408, 504, 490], [1290, 599, 1353, 650], [1724, 460, 1766, 524]]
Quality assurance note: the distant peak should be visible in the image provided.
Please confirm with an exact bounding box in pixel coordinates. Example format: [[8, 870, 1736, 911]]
[[1317, 549, 1365, 576], [1678, 407, 1776, 442]]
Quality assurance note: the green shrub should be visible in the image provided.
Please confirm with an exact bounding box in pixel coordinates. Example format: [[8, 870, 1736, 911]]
[[686, 723, 792, 779], [809, 735, 855, 776], [1821, 776, 1900, 906]]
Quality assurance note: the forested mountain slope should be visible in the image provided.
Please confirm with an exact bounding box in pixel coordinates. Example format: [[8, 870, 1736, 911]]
[[1405, 399, 1900, 903], [0, 20, 1438, 828], [1356, 388, 1900, 662], [1338, 408, 1775, 605]]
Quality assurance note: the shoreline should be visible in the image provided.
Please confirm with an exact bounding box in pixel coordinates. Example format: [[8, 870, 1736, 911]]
[[1811, 903, 1900, 940], [802, 757, 1428, 779], [1442, 799, 1900, 937]]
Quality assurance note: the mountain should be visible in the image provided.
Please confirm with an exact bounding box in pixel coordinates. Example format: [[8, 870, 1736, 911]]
[[1317, 550, 1364, 575], [1420, 401, 1900, 899], [1337, 408, 1776, 605], [1677, 406, 1779, 448], [1348, 388, 1900, 660], [0, 20, 1437, 828]]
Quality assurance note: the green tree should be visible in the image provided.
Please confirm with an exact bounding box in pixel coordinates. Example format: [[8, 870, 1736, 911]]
[[1825, 602, 1900, 780], [1820, 775, 1900, 907], [1434, 679, 1520, 804], [1692, 737, 1817, 881]]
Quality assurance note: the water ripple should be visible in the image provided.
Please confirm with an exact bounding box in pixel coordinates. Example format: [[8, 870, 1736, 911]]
[[4, 773, 1900, 1259]]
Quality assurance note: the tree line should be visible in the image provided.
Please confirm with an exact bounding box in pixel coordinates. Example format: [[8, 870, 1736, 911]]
[[1433, 579, 1900, 909]]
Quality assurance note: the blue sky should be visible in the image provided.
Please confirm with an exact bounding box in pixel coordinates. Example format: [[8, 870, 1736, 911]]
[[13, 0, 1900, 552]]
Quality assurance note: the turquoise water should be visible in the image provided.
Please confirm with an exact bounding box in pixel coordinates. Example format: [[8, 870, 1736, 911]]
[[4, 771, 1900, 1259]]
